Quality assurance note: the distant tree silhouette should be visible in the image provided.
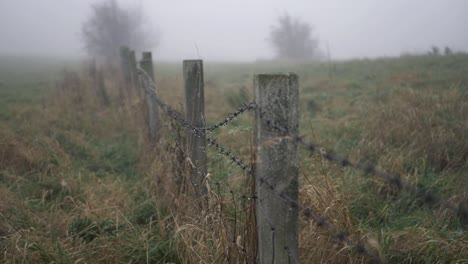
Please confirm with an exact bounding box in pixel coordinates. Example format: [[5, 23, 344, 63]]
[[444, 46, 453, 55], [430, 46, 440, 56], [82, 0, 157, 62], [269, 14, 322, 61]]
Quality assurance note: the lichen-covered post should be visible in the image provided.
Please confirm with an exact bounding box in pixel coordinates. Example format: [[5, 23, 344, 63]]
[[119, 46, 131, 85], [139, 52, 161, 144], [254, 73, 299, 264], [140, 52, 155, 81], [183, 60, 207, 196], [119, 46, 133, 103]]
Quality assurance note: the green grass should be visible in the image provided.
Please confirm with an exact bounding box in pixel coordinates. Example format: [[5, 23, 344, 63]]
[[1, 53, 467, 263]]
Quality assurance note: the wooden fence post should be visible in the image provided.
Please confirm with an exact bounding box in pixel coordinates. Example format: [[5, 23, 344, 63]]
[[254, 73, 299, 264], [139, 52, 161, 144], [119, 46, 131, 85], [119, 46, 133, 103], [183, 60, 207, 196], [89, 58, 109, 107]]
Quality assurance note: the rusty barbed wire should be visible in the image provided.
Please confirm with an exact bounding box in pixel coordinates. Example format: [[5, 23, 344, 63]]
[[137, 67, 388, 262]]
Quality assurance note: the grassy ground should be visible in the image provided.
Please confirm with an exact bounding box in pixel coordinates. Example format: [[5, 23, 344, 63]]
[[0, 54, 467, 263]]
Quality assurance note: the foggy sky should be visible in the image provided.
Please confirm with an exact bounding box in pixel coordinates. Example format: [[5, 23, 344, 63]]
[[1, 0, 467, 61]]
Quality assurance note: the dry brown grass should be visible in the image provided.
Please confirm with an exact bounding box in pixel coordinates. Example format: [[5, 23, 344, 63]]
[[359, 86, 467, 172], [296, 153, 385, 263]]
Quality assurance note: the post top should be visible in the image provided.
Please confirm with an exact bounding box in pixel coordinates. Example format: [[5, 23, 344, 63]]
[[142, 52, 152, 60], [183, 59, 203, 63], [255, 73, 298, 82]]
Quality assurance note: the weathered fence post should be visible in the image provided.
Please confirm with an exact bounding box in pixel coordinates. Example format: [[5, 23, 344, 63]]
[[139, 52, 161, 144], [119, 46, 131, 85], [183, 60, 207, 196], [89, 58, 109, 107], [254, 73, 299, 264], [119, 46, 133, 103]]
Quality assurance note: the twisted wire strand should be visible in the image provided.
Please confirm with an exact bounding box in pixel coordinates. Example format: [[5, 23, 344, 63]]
[[137, 67, 386, 262], [258, 111, 460, 214], [201, 136, 381, 262], [138, 67, 255, 133], [139, 66, 462, 217], [205, 102, 257, 132], [174, 131, 258, 261], [138, 68, 256, 201]]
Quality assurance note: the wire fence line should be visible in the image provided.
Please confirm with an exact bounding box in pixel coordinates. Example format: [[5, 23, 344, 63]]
[[125, 53, 466, 263], [182, 137, 260, 262], [151, 120, 254, 262], [154, 99, 368, 263], [138, 66, 258, 263], [257, 111, 462, 214], [139, 66, 461, 215], [138, 66, 385, 262]]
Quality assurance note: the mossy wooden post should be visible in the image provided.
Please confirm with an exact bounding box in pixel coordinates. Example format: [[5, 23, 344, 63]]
[[140, 52, 161, 144], [183, 60, 207, 196], [119, 46, 131, 85], [254, 73, 299, 264], [119, 46, 132, 102]]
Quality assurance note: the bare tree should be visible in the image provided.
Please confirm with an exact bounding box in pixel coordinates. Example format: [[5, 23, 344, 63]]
[[430, 46, 440, 56], [444, 46, 453, 55], [269, 14, 322, 61], [82, 0, 157, 62]]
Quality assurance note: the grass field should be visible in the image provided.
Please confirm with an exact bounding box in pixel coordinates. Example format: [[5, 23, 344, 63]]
[[0, 53, 467, 263]]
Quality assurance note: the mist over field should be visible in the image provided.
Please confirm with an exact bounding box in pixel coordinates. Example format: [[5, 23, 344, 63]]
[[0, 0, 467, 61]]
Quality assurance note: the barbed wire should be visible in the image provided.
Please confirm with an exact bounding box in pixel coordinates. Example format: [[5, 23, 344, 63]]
[[137, 68, 383, 262], [188, 155, 256, 201], [258, 111, 462, 216], [138, 65, 464, 222], [137, 67, 254, 135], [167, 125, 257, 261], [138, 67, 257, 201], [184, 133, 381, 262], [139, 64, 453, 218], [138, 68, 260, 199], [201, 135, 382, 262], [137, 65, 467, 261], [205, 102, 257, 132]]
